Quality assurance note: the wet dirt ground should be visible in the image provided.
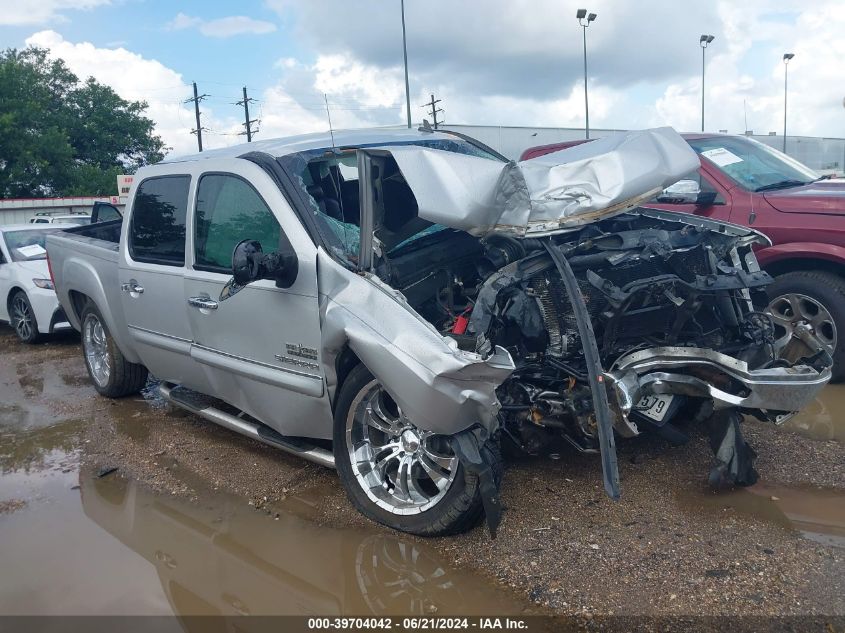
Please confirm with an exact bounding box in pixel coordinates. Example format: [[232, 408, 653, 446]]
[[0, 326, 843, 622]]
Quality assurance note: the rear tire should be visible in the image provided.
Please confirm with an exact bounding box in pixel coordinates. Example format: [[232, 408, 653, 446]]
[[767, 270, 845, 382], [333, 364, 502, 536], [10, 291, 40, 344], [80, 302, 148, 397]]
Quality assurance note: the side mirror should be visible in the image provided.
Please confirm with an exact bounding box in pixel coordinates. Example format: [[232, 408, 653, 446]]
[[658, 179, 701, 204], [220, 239, 299, 302], [232, 239, 265, 286]]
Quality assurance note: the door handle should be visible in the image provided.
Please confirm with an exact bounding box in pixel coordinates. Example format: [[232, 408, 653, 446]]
[[120, 281, 144, 294], [188, 296, 219, 310]]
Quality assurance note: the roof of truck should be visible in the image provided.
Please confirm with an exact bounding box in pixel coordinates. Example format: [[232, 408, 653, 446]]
[[163, 127, 459, 163]]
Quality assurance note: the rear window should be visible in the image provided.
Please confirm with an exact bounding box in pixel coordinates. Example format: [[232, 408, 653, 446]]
[[129, 176, 191, 266]]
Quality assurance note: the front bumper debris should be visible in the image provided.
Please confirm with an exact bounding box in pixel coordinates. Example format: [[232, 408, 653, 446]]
[[607, 346, 831, 433]]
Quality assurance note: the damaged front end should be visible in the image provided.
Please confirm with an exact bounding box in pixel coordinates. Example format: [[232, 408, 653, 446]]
[[285, 127, 832, 536], [465, 208, 831, 494]]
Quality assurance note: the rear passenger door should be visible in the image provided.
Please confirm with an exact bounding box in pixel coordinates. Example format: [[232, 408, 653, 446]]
[[120, 174, 199, 387], [183, 163, 331, 439]]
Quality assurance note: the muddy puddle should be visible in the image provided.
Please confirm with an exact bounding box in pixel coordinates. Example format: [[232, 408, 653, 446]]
[[680, 482, 845, 549], [783, 384, 845, 442], [0, 462, 536, 616]]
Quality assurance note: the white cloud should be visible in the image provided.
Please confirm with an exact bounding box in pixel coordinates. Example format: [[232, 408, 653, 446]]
[[652, 0, 845, 137], [166, 13, 277, 38], [166, 12, 202, 31], [0, 0, 109, 26], [24, 30, 240, 156]]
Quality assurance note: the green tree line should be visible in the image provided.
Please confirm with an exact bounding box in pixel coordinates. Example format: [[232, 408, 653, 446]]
[[0, 47, 167, 198]]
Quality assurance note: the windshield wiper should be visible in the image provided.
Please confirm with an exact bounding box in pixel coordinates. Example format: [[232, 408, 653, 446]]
[[755, 179, 809, 192]]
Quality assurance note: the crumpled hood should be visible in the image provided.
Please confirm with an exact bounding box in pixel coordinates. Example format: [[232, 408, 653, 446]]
[[764, 179, 845, 215], [388, 127, 700, 237]]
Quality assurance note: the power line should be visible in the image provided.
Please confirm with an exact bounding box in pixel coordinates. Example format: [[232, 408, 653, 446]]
[[236, 86, 259, 142], [421, 93, 444, 129], [183, 82, 209, 152]]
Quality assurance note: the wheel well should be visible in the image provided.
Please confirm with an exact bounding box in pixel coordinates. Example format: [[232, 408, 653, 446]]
[[763, 257, 845, 280], [333, 345, 361, 409], [67, 290, 91, 323], [6, 286, 25, 313]]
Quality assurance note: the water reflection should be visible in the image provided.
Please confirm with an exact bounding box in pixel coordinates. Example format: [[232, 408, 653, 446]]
[[81, 474, 532, 617], [784, 384, 845, 442]]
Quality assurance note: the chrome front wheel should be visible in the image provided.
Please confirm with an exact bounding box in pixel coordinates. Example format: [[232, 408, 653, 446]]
[[346, 380, 459, 515]]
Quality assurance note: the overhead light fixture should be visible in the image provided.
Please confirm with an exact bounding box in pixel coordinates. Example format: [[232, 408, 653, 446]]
[[783, 52, 795, 61], [576, 8, 587, 19], [588, 12, 597, 21]]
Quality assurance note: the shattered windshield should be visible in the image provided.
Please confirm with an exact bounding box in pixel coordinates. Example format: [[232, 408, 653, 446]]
[[280, 138, 497, 266]]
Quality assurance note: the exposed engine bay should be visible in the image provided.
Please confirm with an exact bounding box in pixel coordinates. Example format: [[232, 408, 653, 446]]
[[374, 207, 832, 491]]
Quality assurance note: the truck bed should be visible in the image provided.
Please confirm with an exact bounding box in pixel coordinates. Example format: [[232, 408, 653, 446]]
[[46, 220, 138, 362]]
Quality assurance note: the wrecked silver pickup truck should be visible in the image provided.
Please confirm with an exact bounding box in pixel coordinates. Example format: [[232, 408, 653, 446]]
[[47, 127, 831, 537]]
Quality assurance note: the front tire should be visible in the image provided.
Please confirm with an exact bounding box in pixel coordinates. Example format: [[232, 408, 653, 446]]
[[10, 291, 40, 344], [333, 364, 501, 536], [81, 302, 149, 397], [767, 271, 845, 382]]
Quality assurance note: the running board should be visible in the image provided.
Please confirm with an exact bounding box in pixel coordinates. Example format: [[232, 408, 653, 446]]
[[158, 382, 335, 469]]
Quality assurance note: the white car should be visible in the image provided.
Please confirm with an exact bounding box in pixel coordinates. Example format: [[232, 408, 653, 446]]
[[30, 214, 92, 225], [0, 225, 75, 343]]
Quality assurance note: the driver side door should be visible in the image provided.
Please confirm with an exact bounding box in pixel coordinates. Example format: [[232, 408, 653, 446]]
[[183, 162, 332, 439]]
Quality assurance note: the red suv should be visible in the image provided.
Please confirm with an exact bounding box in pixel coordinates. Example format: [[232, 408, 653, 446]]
[[522, 134, 845, 381]]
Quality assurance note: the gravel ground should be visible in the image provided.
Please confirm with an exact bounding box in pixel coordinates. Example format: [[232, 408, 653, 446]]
[[3, 327, 844, 621]]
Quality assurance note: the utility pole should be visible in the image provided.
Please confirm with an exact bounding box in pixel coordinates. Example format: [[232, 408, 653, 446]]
[[400, 0, 412, 128], [783, 53, 794, 154], [236, 86, 259, 142], [699, 35, 715, 132], [184, 82, 208, 152], [421, 94, 443, 129], [576, 10, 597, 139]]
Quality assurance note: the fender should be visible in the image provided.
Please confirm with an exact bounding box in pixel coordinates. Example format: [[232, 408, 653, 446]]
[[756, 242, 845, 269]]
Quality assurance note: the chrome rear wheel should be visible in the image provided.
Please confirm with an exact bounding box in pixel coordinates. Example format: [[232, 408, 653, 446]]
[[83, 313, 111, 387]]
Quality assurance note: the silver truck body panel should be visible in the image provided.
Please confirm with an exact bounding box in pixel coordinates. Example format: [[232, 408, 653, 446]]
[[317, 250, 515, 436]]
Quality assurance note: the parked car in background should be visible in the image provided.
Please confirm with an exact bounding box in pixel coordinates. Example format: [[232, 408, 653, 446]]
[[522, 133, 845, 381], [0, 225, 74, 343], [47, 128, 830, 537], [30, 212, 92, 225]]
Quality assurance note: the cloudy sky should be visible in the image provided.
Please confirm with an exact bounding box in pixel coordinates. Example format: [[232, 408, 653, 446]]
[[2, 0, 842, 157]]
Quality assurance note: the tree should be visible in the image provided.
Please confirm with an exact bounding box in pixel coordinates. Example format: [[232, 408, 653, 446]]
[[0, 47, 167, 198]]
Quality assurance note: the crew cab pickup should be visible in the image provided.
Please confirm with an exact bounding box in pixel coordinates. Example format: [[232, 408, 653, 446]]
[[524, 134, 845, 381], [47, 128, 831, 537]]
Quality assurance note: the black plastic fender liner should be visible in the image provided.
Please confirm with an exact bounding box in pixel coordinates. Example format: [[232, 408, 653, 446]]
[[450, 427, 502, 538], [543, 240, 621, 501]]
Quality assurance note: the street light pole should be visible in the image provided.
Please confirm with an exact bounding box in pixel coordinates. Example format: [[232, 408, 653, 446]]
[[401, 0, 412, 129], [576, 9, 597, 139], [699, 34, 714, 132], [783, 53, 794, 153]]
